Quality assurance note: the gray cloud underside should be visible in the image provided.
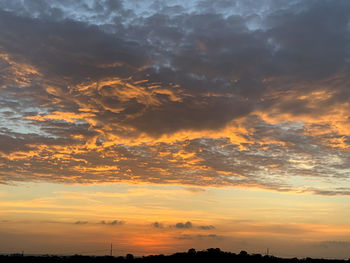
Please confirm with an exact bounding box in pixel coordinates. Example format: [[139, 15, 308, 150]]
[[1, 0, 350, 193]]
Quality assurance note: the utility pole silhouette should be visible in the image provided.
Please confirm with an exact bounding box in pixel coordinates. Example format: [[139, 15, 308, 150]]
[[266, 248, 269, 256], [110, 243, 113, 257]]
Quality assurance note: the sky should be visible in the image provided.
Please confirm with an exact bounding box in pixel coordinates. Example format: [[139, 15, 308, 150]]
[[0, 0, 350, 259]]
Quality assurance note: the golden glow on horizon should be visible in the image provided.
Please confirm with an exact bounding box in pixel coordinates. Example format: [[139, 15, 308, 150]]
[[1, 183, 350, 257]]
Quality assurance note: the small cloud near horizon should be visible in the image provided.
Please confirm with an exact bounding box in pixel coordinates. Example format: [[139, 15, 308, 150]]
[[175, 221, 192, 229], [198, 225, 215, 230], [75, 221, 88, 225], [152, 222, 163, 228], [101, 220, 124, 226]]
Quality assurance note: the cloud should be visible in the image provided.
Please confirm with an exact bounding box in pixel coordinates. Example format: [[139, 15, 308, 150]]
[[175, 234, 193, 240], [317, 241, 350, 249], [184, 187, 206, 194], [197, 234, 222, 240], [175, 221, 192, 229], [306, 188, 350, 196], [101, 220, 124, 226], [0, 1, 350, 195], [175, 234, 223, 240], [74, 221, 88, 225], [0, 9, 149, 85], [152, 222, 163, 228], [198, 225, 215, 230]]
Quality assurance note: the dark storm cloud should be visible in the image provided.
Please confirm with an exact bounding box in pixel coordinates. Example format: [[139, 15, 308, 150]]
[[265, 0, 350, 80], [2, 0, 350, 134], [1, 0, 350, 193], [0, 0, 126, 26], [0, 9, 149, 85], [0, 133, 31, 154], [127, 96, 251, 136]]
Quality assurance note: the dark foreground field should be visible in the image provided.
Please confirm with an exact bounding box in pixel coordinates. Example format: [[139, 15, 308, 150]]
[[1, 249, 349, 263]]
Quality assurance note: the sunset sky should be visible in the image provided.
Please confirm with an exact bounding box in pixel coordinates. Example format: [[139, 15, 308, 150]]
[[1, 0, 350, 259]]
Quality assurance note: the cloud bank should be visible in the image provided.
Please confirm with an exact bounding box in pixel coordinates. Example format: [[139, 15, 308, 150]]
[[1, 0, 350, 194]]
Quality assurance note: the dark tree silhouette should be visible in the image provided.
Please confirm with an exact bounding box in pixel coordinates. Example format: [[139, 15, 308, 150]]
[[0, 249, 349, 263]]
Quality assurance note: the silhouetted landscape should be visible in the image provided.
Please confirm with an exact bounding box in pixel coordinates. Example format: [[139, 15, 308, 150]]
[[1, 249, 349, 263]]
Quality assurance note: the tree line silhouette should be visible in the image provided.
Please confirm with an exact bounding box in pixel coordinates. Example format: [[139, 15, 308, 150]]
[[1, 248, 349, 263]]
